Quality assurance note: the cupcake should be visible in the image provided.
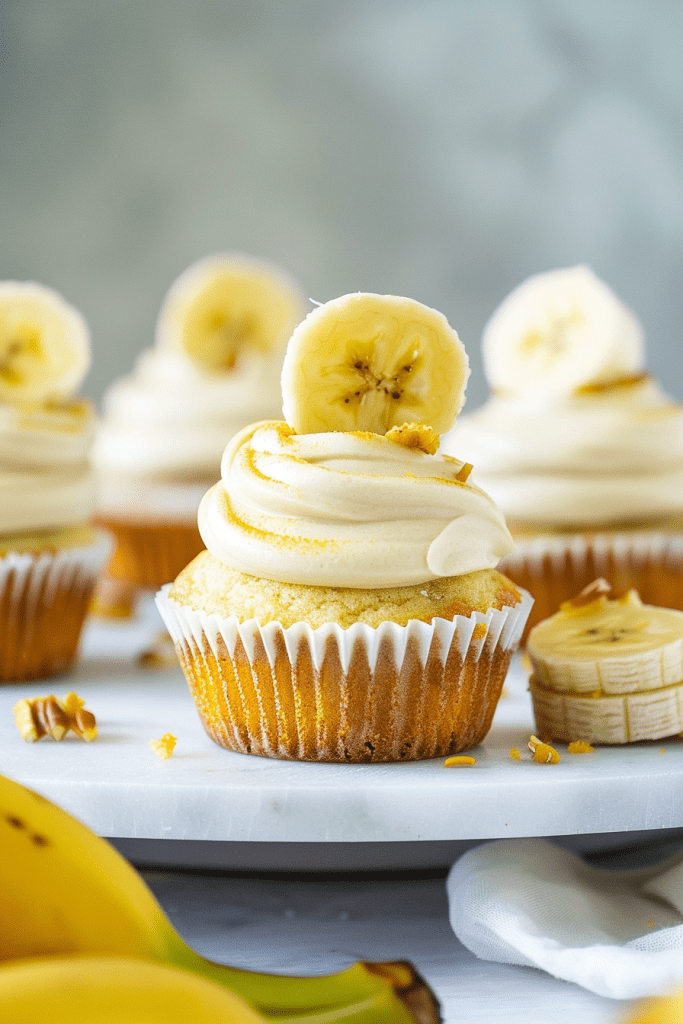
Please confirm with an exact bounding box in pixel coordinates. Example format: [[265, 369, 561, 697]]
[[156, 292, 532, 762], [0, 281, 111, 682], [441, 265, 683, 635], [92, 253, 305, 605], [528, 579, 683, 744]]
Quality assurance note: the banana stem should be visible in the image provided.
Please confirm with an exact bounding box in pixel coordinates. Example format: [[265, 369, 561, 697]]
[[168, 942, 440, 1024]]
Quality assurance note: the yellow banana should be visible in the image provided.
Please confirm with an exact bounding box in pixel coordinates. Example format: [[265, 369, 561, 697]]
[[528, 581, 683, 743], [0, 956, 266, 1024], [621, 985, 683, 1024], [280, 292, 469, 436], [0, 280, 90, 404], [156, 253, 305, 374], [0, 772, 439, 1023]]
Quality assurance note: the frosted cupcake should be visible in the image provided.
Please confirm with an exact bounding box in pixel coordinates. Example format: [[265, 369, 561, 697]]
[[93, 253, 305, 602], [157, 293, 532, 762], [0, 281, 111, 681], [441, 265, 683, 634]]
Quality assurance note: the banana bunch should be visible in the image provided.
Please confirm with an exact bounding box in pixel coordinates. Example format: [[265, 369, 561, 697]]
[[0, 281, 90, 404], [527, 580, 683, 744], [482, 265, 644, 397], [156, 253, 305, 374], [281, 292, 469, 435], [0, 772, 440, 1023]]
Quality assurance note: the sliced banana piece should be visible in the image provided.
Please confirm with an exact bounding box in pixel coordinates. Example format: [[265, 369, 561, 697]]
[[281, 292, 469, 435], [527, 583, 683, 743], [482, 265, 644, 397], [156, 253, 305, 374], [0, 281, 90, 404]]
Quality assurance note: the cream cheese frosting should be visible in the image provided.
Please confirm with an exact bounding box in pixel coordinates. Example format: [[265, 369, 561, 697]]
[[93, 348, 284, 480], [442, 376, 683, 528], [0, 399, 97, 535], [198, 420, 515, 588]]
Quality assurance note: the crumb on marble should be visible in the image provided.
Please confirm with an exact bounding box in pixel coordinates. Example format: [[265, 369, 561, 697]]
[[150, 733, 177, 760]]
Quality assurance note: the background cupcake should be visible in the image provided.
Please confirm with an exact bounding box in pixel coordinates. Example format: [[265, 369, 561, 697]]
[[441, 265, 683, 635], [0, 281, 111, 681], [92, 253, 305, 608], [157, 292, 531, 762]]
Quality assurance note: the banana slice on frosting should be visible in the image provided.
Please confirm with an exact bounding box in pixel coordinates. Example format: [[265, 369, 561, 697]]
[[483, 265, 644, 397], [156, 253, 305, 374], [281, 292, 469, 435], [528, 580, 683, 743], [0, 282, 90, 404]]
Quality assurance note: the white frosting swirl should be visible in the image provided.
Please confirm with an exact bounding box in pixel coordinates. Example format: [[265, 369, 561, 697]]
[[93, 348, 283, 479], [0, 400, 97, 535], [198, 421, 514, 588], [442, 376, 683, 527]]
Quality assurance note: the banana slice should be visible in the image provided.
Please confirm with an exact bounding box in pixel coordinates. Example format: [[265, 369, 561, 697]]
[[0, 281, 90, 404], [482, 265, 644, 397], [156, 253, 305, 374], [527, 581, 683, 743], [281, 292, 469, 435]]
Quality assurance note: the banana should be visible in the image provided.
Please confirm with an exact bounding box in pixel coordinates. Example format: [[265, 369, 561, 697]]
[[0, 281, 90, 404], [482, 265, 644, 397], [280, 292, 469, 435], [0, 957, 266, 1024], [0, 772, 438, 1024], [527, 580, 683, 743], [156, 253, 305, 374], [622, 985, 683, 1024]]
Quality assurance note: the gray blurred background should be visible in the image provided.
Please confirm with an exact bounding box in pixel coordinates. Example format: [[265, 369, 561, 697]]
[[1, 0, 682, 410]]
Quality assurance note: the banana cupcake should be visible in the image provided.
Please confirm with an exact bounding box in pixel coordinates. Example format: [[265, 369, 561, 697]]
[[528, 579, 683, 744], [157, 293, 532, 762], [441, 265, 683, 635], [93, 253, 305, 604], [0, 281, 111, 681]]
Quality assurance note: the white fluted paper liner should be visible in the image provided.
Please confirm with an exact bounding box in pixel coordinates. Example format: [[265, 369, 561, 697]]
[[447, 838, 683, 1000], [156, 585, 533, 762], [0, 529, 113, 682], [0, 530, 113, 608], [503, 529, 683, 579], [499, 528, 683, 639]]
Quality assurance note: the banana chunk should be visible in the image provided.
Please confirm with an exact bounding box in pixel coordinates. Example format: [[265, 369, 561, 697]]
[[281, 292, 469, 435], [482, 265, 644, 398], [155, 253, 304, 374], [528, 581, 683, 743], [0, 281, 90, 404]]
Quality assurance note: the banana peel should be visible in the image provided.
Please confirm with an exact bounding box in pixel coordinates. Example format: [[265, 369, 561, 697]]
[[0, 772, 441, 1023]]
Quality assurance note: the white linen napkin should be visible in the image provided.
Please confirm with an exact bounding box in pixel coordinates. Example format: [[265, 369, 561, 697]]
[[447, 838, 683, 999]]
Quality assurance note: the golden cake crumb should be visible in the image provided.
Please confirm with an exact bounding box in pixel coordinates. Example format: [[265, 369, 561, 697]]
[[444, 755, 476, 767], [647, 920, 656, 928], [528, 735, 560, 764], [509, 747, 521, 760], [385, 422, 440, 455], [150, 733, 177, 760], [567, 740, 594, 754], [138, 632, 178, 670], [13, 692, 97, 742]]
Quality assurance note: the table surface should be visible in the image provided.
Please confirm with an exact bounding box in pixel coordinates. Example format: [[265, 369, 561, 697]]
[[2, 598, 683, 867], [2, 597, 676, 1022], [142, 863, 635, 1024]]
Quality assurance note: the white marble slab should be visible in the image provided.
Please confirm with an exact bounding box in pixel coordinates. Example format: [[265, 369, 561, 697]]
[[1, 598, 683, 858]]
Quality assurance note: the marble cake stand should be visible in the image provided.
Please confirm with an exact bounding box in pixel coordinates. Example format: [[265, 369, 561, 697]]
[[1, 597, 682, 870]]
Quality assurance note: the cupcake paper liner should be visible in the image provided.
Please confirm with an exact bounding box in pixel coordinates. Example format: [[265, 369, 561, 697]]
[[500, 529, 683, 641], [156, 585, 533, 762], [0, 530, 112, 683], [95, 517, 204, 589]]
